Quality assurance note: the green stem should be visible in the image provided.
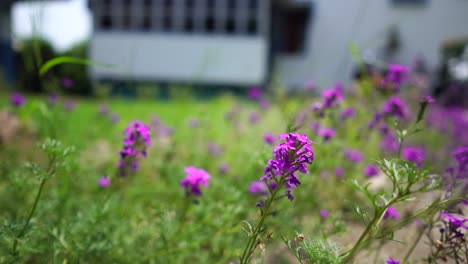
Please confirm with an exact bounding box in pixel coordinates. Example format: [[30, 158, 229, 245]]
[[12, 178, 46, 256], [240, 178, 284, 264]]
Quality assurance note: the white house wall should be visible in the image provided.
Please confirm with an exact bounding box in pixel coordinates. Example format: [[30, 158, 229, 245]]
[[277, 0, 468, 89], [90, 33, 268, 85]]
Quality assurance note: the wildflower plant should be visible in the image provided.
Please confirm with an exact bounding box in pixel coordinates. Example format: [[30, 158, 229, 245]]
[[239, 133, 315, 263], [118, 121, 151, 177]]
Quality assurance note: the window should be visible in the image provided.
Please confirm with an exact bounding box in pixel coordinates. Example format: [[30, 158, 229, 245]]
[[272, 1, 313, 54]]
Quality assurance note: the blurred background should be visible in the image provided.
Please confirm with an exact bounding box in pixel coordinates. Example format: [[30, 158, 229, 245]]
[[1, 0, 468, 104]]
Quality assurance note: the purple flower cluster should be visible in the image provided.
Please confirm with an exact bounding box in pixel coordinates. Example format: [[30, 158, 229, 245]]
[[181, 166, 211, 196], [264, 132, 276, 145], [364, 164, 379, 177], [381, 64, 410, 91], [322, 83, 345, 108], [384, 206, 400, 220], [261, 133, 315, 201], [118, 121, 151, 177], [319, 127, 336, 142], [386, 258, 401, 264], [453, 147, 468, 178], [340, 107, 356, 121], [98, 176, 111, 187], [441, 212, 468, 230], [344, 149, 364, 163], [248, 181, 268, 196], [403, 146, 425, 168], [248, 87, 262, 100], [11, 93, 25, 107], [382, 96, 410, 119]]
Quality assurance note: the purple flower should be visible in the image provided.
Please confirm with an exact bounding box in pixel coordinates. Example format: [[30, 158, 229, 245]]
[[382, 96, 409, 119], [249, 111, 260, 124], [382, 64, 410, 91], [420, 95, 435, 104], [386, 258, 401, 264], [98, 176, 111, 187], [249, 181, 268, 195], [219, 163, 230, 174], [403, 146, 425, 168], [64, 100, 76, 111], [335, 167, 344, 178], [344, 149, 363, 163], [454, 147, 468, 175], [99, 104, 109, 115], [10, 93, 25, 107], [248, 87, 262, 100], [118, 121, 151, 177], [189, 118, 199, 128], [259, 98, 270, 110], [48, 93, 59, 106], [364, 164, 379, 177], [340, 107, 356, 121], [322, 83, 345, 108], [320, 209, 330, 219], [440, 212, 468, 230], [264, 132, 276, 145], [381, 132, 399, 153], [60, 77, 74, 88], [181, 166, 211, 196], [384, 206, 400, 220], [208, 142, 223, 157], [261, 133, 315, 201], [110, 113, 120, 124], [319, 127, 336, 142]]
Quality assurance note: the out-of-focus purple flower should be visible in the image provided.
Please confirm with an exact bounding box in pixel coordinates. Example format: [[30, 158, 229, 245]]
[[304, 80, 316, 91], [440, 212, 468, 230], [261, 133, 315, 201], [181, 166, 211, 197], [61, 77, 74, 88], [219, 163, 230, 174], [344, 149, 364, 163], [322, 83, 344, 108], [403, 146, 425, 168], [319, 127, 336, 142], [320, 209, 330, 219], [382, 96, 409, 119], [335, 167, 344, 178], [110, 113, 120, 124], [381, 64, 410, 91], [340, 107, 356, 121], [368, 112, 383, 129], [249, 111, 260, 124], [118, 121, 151, 177], [420, 95, 435, 104], [310, 121, 320, 133], [378, 122, 389, 135], [264, 132, 276, 145], [248, 87, 262, 100], [10, 93, 25, 107], [386, 258, 401, 264], [259, 98, 270, 110], [189, 118, 199, 128], [48, 93, 59, 106], [384, 206, 400, 220], [99, 104, 109, 115], [98, 176, 111, 187], [295, 111, 308, 128], [208, 142, 223, 157], [249, 181, 268, 195], [381, 132, 399, 153], [364, 164, 379, 177], [64, 100, 76, 111], [453, 147, 468, 175]]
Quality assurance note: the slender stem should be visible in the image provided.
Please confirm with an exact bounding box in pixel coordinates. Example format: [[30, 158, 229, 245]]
[[240, 178, 284, 264], [403, 225, 425, 263], [12, 178, 46, 256]]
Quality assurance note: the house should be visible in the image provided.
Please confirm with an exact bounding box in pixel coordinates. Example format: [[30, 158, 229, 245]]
[[87, 0, 468, 91]]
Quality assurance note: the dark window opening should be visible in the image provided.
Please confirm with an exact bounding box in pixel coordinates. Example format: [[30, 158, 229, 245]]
[[142, 16, 152, 31], [144, 0, 152, 7], [272, 2, 312, 54], [226, 18, 235, 34], [205, 17, 215, 33], [101, 15, 112, 30], [123, 16, 131, 29], [206, 0, 215, 11], [163, 17, 172, 31], [185, 0, 194, 9], [184, 18, 194, 32], [247, 18, 257, 35], [248, 0, 258, 10]]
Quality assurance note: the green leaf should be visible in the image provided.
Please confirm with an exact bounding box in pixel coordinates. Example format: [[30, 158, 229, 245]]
[[39, 56, 118, 76]]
